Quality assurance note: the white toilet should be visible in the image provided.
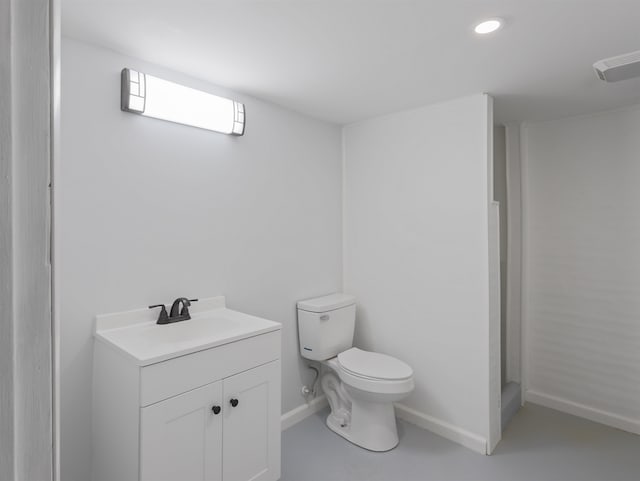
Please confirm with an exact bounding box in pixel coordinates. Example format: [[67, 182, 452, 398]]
[[297, 293, 414, 451]]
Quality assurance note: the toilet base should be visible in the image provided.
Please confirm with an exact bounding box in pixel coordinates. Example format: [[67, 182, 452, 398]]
[[325, 396, 399, 452]]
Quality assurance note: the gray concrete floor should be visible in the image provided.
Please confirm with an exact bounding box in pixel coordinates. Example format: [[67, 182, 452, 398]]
[[281, 404, 640, 481]]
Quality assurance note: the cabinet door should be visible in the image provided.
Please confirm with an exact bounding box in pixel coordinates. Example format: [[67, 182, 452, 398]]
[[223, 360, 281, 481], [140, 381, 223, 481]]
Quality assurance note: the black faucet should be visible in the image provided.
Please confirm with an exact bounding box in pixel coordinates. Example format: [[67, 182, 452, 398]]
[[149, 297, 198, 325]]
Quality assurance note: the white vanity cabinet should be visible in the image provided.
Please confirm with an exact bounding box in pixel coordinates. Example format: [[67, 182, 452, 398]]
[[92, 296, 282, 481], [140, 380, 223, 481]]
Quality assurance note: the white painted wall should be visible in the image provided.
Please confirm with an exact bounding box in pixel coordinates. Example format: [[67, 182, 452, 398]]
[[493, 126, 508, 385], [494, 127, 508, 265], [343, 95, 494, 451], [59, 38, 342, 481], [523, 105, 640, 434], [494, 122, 523, 389], [505, 123, 522, 385]]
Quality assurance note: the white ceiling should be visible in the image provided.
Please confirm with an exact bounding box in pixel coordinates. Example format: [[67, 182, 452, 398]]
[[63, 0, 640, 125]]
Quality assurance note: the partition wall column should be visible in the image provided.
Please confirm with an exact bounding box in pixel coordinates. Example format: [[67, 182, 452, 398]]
[[0, 0, 54, 479]]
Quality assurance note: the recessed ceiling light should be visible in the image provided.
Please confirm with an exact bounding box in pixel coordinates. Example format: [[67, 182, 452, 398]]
[[474, 18, 503, 35]]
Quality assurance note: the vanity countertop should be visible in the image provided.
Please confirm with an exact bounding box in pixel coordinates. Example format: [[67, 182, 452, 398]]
[[94, 296, 281, 366]]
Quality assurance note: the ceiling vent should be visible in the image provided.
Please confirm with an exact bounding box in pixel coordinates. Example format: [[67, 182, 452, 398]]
[[594, 50, 640, 82]]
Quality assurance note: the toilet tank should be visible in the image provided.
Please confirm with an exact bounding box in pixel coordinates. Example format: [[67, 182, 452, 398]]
[[297, 293, 356, 361]]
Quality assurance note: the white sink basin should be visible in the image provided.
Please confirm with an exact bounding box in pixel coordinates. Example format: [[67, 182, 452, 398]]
[[95, 296, 281, 366]]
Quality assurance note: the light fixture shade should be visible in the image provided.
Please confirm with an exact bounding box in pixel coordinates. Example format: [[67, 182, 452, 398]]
[[121, 68, 245, 136]]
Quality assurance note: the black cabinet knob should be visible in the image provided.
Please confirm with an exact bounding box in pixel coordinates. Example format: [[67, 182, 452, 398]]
[[230, 398, 239, 408], [212, 405, 221, 415]]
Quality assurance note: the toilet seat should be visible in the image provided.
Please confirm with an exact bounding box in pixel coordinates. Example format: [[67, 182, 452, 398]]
[[333, 348, 415, 395], [338, 348, 413, 380]]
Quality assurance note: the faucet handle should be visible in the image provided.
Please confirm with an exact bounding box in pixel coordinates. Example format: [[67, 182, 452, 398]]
[[149, 304, 169, 324], [180, 298, 199, 316]]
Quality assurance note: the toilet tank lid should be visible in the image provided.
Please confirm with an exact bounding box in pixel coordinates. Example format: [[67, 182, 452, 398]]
[[297, 293, 356, 313]]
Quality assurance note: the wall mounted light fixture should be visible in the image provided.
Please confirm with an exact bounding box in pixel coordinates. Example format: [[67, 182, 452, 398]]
[[120, 68, 245, 135]]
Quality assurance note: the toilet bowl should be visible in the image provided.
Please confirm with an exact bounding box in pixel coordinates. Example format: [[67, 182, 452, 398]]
[[297, 293, 414, 452], [322, 348, 414, 451]]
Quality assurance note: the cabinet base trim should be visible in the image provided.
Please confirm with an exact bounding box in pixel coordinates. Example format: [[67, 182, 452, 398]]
[[281, 395, 328, 431]]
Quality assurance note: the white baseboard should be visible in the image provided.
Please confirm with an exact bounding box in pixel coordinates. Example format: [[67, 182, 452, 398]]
[[525, 390, 640, 435], [395, 403, 487, 454], [281, 395, 328, 431]]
